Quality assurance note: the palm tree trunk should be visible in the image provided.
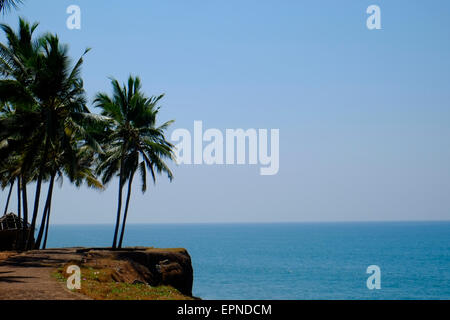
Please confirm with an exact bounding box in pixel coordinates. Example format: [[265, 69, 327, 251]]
[[3, 180, 14, 215], [27, 137, 49, 249], [112, 177, 124, 249], [118, 173, 134, 249], [21, 176, 28, 223], [112, 146, 128, 250], [42, 197, 52, 250], [35, 174, 55, 249], [27, 174, 44, 249], [21, 176, 29, 250], [17, 177, 21, 224]]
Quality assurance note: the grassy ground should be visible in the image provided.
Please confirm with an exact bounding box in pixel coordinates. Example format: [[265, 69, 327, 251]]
[[53, 265, 193, 300]]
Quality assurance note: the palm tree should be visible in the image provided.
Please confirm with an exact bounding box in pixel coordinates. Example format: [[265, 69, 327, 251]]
[[0, 104, 26, 222], [0, 148, 32, 248], [34, 135, 104, 249], [0, 19, 39, 247], [95, 76, 175, 249], [0, 106, 16, 216], [0, 18, 105, 249]]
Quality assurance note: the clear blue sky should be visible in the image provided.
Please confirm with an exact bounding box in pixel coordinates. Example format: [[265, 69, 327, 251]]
[[1, 0, 450, 223]]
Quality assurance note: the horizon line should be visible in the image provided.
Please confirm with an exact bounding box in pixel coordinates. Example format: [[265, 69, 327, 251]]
[[49, 219, 450, 226]]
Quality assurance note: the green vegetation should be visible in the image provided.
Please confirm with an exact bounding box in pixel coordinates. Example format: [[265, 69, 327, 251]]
[[95, 77, 174, 249], [0, 16, 175, 250], [53, 266, 191, 300]]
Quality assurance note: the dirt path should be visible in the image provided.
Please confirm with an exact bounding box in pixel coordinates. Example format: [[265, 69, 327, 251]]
[[0, 249, 90, 300]]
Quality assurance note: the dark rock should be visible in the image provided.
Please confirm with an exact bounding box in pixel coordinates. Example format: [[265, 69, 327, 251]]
[[85, 248, 194, 296]]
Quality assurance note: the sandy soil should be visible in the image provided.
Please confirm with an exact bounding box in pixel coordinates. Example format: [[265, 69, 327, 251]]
[[0, 249, 90, 300]]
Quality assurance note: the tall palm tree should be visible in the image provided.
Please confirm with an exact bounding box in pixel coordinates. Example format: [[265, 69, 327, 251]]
[[95, 76, 175, 249], [0, 18, 105, 249], [0, 19, 38, 247]]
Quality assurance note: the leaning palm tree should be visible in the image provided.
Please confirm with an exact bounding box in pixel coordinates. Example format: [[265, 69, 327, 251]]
[[95, 76, 175, 249]]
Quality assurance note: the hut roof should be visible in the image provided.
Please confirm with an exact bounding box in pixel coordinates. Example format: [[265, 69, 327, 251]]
[[0, 213, 30, 231]]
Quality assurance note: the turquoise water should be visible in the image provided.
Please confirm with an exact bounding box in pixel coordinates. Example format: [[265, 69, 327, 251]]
[[46, 222, 450, 300]]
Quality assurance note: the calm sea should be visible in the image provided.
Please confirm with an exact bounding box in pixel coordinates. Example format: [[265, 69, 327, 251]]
[[46, 222, 450, 300]]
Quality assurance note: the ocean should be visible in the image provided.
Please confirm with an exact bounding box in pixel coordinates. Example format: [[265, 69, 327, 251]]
[[45, 222, 450, 300]]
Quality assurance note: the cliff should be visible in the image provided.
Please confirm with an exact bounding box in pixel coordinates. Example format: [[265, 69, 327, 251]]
[[0, 247, 194, 300], [78, 247, 194, 296]]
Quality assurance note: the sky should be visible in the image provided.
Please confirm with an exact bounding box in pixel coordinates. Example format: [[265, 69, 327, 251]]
[[1, 0, 450, 224]]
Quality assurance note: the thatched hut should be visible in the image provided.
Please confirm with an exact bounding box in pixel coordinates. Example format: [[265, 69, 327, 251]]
[[0, 213, 34, 250]]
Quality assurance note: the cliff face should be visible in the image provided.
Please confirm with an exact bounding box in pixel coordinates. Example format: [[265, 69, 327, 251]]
[[0, 247, 194, 300], [78, 248, 194, 296]]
